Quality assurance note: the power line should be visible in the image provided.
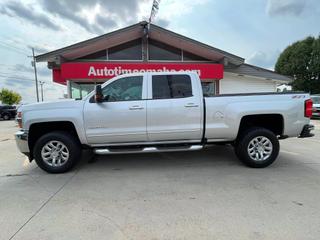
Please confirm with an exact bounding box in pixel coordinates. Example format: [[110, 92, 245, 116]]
[[0, 71, 33, 77], [0, 43, 28, 56], [0, 34, 36, 52], [0, 74, 36, 82], [0, 73, 54, 86], [0, 70, 33, 76], [0, 42, 28, 55], [0, 39, 29, 54], [0, 69, 54, 83], [0, 75, 49, 84], [0, 78, 56, 87], [0, 70, 33, 77]]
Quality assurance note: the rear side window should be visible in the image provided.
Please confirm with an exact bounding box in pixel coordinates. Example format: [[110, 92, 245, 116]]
[[152, 74, 193, 99]]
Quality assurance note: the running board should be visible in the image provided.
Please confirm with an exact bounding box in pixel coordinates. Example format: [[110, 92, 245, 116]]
[[94, 145, 203, 155]]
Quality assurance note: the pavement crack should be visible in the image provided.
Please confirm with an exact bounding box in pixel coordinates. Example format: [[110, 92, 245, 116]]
[[0, 173, 29, 178], [81, 209, 128, 239], [0, 138, 11, 142], [8, 170, 79, 240], [292, 200, 304, 206]]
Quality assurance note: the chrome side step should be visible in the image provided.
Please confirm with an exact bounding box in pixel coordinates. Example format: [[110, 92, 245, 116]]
[[94, 145, 203, 155]]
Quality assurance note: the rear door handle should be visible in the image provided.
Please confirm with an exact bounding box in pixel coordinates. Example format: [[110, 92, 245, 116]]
[[129, 105, 144, 110], [184, 103, 199, 108]]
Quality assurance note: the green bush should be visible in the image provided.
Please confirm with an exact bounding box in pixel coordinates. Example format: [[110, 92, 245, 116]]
[[0, 88, 22, 105]]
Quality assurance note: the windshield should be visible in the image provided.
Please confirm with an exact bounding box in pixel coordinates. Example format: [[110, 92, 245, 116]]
[[311, 96, 320, 104]]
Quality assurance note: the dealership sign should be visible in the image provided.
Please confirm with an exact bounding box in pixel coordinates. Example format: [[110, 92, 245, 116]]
[[53, 62, 224, 84]]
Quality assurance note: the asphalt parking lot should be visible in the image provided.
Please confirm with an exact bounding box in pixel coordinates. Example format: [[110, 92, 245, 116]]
[[0, 120, 320, 240]]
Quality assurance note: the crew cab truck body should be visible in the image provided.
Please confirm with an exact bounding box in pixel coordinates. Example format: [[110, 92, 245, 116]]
[[15, 72, 314, 173]]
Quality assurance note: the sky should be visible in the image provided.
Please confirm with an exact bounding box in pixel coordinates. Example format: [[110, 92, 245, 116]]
[[0, 0, 319, 103]]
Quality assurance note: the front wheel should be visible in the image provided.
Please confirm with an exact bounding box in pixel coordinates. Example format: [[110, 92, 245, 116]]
[[235, 128, 279, 168], [33, 131, 81, 173], [3, 114, 10, 120]]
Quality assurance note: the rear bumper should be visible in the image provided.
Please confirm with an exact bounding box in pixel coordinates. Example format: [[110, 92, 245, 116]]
[[299, 124, 314, 138], [15, 130, 29, 155]]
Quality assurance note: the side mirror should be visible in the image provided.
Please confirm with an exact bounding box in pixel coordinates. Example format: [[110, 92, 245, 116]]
[[95, 85, 103, 103]]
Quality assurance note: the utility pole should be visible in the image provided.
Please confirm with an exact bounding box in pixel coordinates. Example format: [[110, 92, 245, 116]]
[[31, 48, 39, 102], [39, 81, 45, 102]]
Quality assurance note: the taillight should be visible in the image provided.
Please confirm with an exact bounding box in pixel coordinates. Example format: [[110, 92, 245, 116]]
[[305, 99, 313, 118], [17, 112, 22, 128]]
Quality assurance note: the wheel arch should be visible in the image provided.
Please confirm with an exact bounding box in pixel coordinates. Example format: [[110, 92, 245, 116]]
[[28, 121, 81, 160], [237, 114, 284, 139]]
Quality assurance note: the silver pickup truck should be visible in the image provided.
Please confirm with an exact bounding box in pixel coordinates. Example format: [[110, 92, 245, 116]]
[[15, 72, 314, 173]]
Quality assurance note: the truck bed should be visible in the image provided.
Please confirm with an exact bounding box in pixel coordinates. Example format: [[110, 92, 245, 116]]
[[204, 92, 310, 142]]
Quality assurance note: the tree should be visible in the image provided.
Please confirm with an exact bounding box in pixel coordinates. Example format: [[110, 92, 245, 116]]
[[275, 36, 320, 94], [0, 88, 22, 105]]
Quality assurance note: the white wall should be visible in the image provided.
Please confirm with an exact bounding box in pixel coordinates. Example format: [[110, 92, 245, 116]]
[[220, 73, 277, 94]]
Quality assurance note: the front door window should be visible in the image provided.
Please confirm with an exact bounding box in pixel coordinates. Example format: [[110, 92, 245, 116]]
[[102, 76, 143, 101]]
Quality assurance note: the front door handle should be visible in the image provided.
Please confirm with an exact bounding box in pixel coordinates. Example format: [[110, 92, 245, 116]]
[[184, 103, 199, 108], [129, 105, 144, 110]]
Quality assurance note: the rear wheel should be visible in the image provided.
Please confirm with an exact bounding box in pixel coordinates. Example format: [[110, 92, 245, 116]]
[[33, 131, 81, 173], [235, 127, 279, 168]]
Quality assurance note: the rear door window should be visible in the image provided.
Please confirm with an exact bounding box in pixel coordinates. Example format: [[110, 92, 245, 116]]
[[152, 74, 192, 99]]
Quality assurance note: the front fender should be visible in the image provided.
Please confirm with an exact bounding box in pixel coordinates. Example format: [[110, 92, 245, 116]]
[[23, 109, 87, 145]]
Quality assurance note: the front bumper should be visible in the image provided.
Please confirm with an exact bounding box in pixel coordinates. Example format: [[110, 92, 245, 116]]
[[299, 124, 314, 138], [15, 130, 29, 155]]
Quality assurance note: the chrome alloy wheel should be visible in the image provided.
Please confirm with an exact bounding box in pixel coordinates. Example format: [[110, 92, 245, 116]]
[[41, 140, 69, 167], [247, 136, 273, 161]]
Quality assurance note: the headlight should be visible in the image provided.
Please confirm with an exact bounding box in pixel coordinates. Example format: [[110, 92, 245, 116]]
[[16, 112, 22, 128]]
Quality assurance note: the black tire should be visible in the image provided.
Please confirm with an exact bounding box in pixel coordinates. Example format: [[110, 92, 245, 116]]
[[234, 127, 279, 168], [3, 114, 10, 120], [33, 131, 81, 173]]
